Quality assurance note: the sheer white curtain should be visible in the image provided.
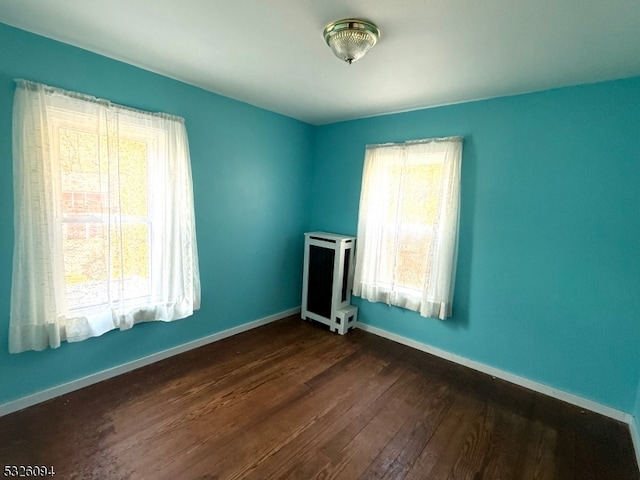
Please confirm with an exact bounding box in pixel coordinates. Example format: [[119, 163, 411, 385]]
[[353, 137, 462, 320], [10, 80, 200, 353]]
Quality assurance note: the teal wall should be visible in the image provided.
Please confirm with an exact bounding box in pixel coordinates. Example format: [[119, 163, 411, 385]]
[[311, 78, 640, 413], [2, 21, 640, 419], [0, 23, 313, 405]]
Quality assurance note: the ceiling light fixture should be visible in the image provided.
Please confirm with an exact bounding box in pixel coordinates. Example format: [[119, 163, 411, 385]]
[[323, 18, 380, 65]]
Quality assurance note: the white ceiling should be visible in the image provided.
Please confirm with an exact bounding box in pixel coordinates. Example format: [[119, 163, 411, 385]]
[[1, 0, 640, 125]]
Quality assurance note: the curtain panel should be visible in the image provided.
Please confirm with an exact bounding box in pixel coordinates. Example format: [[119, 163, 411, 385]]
[[353, 136, 463, 320], [10, 80, 200, 353]]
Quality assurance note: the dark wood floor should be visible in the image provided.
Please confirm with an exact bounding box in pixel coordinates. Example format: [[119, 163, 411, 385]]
[[1, 315, 638, 480]]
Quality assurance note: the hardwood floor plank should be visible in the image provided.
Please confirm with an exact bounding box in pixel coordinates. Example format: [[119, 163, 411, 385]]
[[400, 393, 484, 480], [308, 371, 433, 480], [481, 410, 532, 480], [274, 365, 413, 479], [573, 409, 640, 480], [355, 381, 454, 480], [514, 419, 558, 480], [447, 401, 499, 480], [176, 353, 392, 479], [230, 353, 392, 479], [121, 326, 359, 477], [239, 364, 403, 479], [0, 315, 638, 480]]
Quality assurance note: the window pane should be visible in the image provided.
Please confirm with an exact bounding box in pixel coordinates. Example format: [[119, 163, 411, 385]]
[[396, 228, 433, 290], [380, 226, 396, 284], [118, 137, 148, 217], [112, 222, 150, 286], [401, 164, 442, 225], [395, 163, 442, 290], [59, 128, 101, 193], [385, 163, 443, 291], [63, 222, 109, 309], [62, 222, 150, 310], [58, 126, 151, 312]]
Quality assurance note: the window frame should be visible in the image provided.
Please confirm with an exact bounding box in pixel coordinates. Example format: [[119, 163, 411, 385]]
[[369, 149, 444, 294], [353, 136, 463, 320], [48, 106, 164, 317]]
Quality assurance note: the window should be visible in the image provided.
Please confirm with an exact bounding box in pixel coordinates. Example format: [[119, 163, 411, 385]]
[[10, 80, 200, 353], [353, 137, 462, 319], [56, 116, 153, 313]]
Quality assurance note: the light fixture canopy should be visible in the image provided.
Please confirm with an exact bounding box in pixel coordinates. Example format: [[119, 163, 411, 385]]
[[323, 18, 380, 64]]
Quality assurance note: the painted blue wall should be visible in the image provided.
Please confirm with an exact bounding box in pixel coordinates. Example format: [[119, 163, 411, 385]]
[[311, 78, 640, 413], [0, 23, 313, 405], [2, 20, 640, 419]]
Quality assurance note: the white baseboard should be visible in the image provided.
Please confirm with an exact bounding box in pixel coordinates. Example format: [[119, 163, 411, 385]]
[[0, 307, 301, 417], [356, 322, 631, 424], [4, 309, 638, 470], [631, 418, 640, 472]]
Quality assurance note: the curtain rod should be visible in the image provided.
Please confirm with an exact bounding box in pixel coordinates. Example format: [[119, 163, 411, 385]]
[[366, 136, 463, 149], [14, 79, 185, 124]]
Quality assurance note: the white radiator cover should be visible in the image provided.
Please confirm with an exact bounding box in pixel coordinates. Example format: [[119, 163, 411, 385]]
[[301, 232, 357, 334]]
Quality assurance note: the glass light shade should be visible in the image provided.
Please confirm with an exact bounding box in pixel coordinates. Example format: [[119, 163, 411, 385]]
[[323, 19, 380, 64]]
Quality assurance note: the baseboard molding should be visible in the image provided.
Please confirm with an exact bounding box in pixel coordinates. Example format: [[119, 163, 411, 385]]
[[630, 417, 640, 472], [356, 321, 631, 424], [0, 307, 301, 417], [4, 309, 637, 466]]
